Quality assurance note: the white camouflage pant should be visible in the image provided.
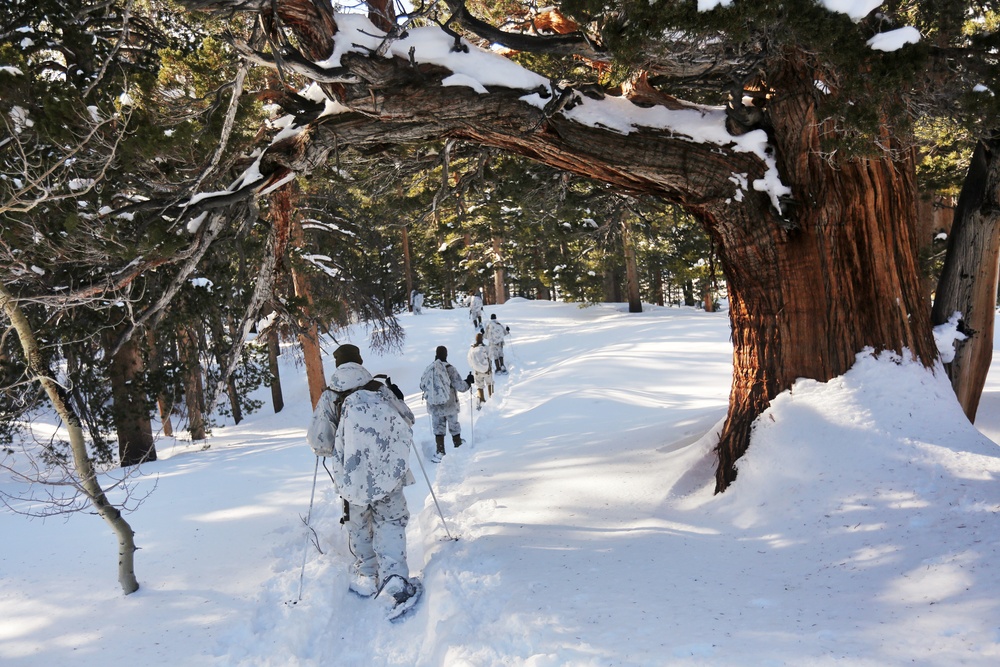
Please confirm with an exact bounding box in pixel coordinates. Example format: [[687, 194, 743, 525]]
[[429, 408, 461, 437], [345, 486, 409, 586], [472, 370, 493, 391]]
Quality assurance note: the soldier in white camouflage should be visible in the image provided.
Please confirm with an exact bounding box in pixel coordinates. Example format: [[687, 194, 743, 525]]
[[307, 344, 419, 614], [419, 345, 473, 461]]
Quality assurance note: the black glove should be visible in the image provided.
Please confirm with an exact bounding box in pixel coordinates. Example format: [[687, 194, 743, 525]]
[[506, 326, 510, 333], [387, 380, 404, 401], [465, 372, 474, 386]]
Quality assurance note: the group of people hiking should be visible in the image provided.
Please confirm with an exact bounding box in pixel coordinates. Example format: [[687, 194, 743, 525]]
[[304, 294, 511, 620]]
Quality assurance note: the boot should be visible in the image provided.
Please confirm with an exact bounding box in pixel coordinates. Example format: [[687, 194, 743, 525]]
[[452, 433, 463, 449], [498, 356, 507, 374], [487, 384, 494, 398], [432, 434, 445, 462], [477, 388, 485, 409], [495, 358, 502, 373]]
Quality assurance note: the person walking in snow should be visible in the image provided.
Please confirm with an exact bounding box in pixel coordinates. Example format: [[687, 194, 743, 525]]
[[484, 313, 510, 374], [305, 344, 420, 618], [467, 331, 493, 410], [419, 345, 474, 462], [468, 291, 484, 328], [411, 289, 424, 315]]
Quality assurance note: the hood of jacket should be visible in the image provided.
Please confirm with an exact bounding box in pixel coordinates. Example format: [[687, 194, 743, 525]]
[[330, 362, 373, 392]]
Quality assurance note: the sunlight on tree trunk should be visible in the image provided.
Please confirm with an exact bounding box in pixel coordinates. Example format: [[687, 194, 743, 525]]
[[277, 183, 327, 408], [492, 235, 507, 305]]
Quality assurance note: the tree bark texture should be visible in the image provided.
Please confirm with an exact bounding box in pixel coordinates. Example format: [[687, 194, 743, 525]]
[[275, 183, 327, 408], [146, 329, 174, 437], [266, 326, 285, 413], [103, 327, 156, 466], [931, 137, 1000, 421], [177, 324, 207, 441], [185, 3, 938, 491], [492, 235, 507, 305], [1, 284, 140, 594], [622, 216, 642, 313], [402, 225, 414, 312]]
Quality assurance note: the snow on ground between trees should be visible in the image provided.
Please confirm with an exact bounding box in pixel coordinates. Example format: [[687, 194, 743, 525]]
[[2, 300, 999, 666]]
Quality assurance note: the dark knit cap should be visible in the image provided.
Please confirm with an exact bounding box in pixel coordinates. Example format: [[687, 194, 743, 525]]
[[333, 344, 363, 367], [435, 345, 448, 361], [490, 314, 497, 319]]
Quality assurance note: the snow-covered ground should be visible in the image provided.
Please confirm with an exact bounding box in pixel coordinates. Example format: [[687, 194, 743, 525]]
[[2, 300, 999, 666]]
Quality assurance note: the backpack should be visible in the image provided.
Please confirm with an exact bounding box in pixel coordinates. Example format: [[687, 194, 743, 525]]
[[336, 387, 413, 505], [419, 361, 452, 406]]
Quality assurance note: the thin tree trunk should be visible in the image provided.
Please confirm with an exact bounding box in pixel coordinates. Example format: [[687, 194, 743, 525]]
[[622, 216, 642, 313], [207, 315, 244, 425], [146, 329, 173, 436], [492, 235, 507, 305], [651, 265, 664, 307], [275, 182, 326, 408], [1, 284, 139, 594], [103, 327, 156, 466], [177, 324, 206, 441], [931, 135, 1000, 421], [402, 224, 414, 312], [267, 326, 285, 413]]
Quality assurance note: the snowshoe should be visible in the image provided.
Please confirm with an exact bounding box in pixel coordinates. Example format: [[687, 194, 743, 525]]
[[348, 571, 378, 598], [431, 449, 444, 463], [378, 575, 423, 622]]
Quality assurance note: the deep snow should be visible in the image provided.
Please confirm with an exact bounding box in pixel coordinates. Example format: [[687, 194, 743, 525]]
[[2, 300, 999, 666]]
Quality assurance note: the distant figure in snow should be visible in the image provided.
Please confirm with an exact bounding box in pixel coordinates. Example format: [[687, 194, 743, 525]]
[[419, 345, 473, 462], [411, 289, 424, 315], [484, 313, 510, 374], [305, 344, 420, 618], [468, 291, 483, 328], [467, 331, 493, 409]]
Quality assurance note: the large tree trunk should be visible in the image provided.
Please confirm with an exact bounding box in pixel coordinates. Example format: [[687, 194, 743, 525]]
[[709, 61, 936, 491], [931, 136, 1000, 421], [1, 284, 139, 594], [103, 327, 156, 466], [178, 3, 939, 491]]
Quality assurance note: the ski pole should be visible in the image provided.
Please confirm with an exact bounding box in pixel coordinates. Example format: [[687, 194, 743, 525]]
[[469, 388, 474, 446], [411, 440, 458, 541], [294, 456, 321, 603]]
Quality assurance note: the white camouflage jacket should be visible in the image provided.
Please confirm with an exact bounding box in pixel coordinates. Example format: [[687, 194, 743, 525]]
[[309, 363, 415, 504]]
